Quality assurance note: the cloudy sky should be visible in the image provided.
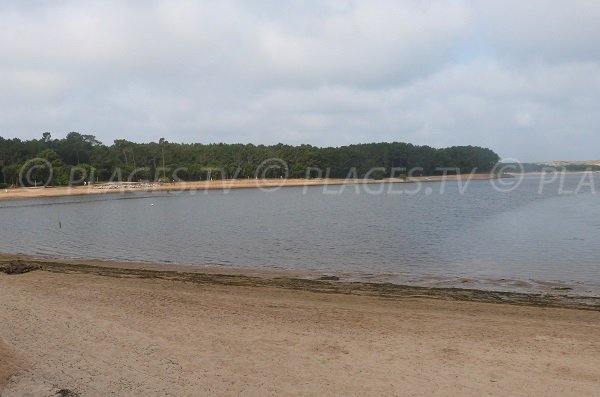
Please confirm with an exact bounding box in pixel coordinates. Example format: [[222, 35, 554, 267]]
[[1, 1, 599, 161]]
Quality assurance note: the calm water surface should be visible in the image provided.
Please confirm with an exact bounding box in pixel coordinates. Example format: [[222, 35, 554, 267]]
[[1, 174, 599, 293]]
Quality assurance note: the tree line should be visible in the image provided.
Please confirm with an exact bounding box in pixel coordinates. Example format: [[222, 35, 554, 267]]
[[501, 162, 600, 173], [0, 132, 500, 187]]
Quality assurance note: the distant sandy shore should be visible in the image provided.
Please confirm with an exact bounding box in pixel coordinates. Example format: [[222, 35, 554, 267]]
[[1, 255, 599, 396], [0, 174, 496, 201]]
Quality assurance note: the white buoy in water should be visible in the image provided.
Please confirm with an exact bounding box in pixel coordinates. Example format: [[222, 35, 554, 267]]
[[150, 203, 155, 206]]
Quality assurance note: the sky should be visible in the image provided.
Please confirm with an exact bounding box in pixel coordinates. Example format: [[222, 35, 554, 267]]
[[1, 1, 599, 162]]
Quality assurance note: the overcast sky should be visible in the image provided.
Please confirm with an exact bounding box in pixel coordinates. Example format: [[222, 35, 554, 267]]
[[1, 1, 599, 161]]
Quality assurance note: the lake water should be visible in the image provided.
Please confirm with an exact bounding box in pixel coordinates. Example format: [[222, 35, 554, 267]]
[[1, 174, 599, 294]]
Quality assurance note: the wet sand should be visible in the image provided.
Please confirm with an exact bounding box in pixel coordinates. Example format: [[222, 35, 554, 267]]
[[0, 174, 496, 201], [1, 257, 599, 396]]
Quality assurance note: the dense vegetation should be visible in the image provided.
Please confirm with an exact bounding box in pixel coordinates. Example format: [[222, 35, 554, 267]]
[[0, 132, 500, 186]]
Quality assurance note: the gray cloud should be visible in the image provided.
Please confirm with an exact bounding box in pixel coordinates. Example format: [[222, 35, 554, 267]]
[[0, 0, 599, 161]]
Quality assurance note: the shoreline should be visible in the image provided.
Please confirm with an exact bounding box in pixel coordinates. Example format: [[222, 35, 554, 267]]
[[1, 255, 600, 395], [0, 174, 496, 201], [1, 254, 598, 311]]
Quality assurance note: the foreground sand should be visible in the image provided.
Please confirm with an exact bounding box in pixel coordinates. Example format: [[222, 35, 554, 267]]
[[1, 264, 599, 396]]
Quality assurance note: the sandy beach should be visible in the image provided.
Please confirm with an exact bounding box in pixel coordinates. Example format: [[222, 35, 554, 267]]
[[0, 174, 496, 201], [1, 257, 599, 396]]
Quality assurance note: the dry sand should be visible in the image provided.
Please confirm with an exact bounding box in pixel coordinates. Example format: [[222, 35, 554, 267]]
[[1, 261, 599, 396], [0, 340, 21, 392], [0, 174, 495, 201]]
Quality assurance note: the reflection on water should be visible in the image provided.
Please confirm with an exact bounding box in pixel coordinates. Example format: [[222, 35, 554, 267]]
[[1, 174, 599, 294]]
